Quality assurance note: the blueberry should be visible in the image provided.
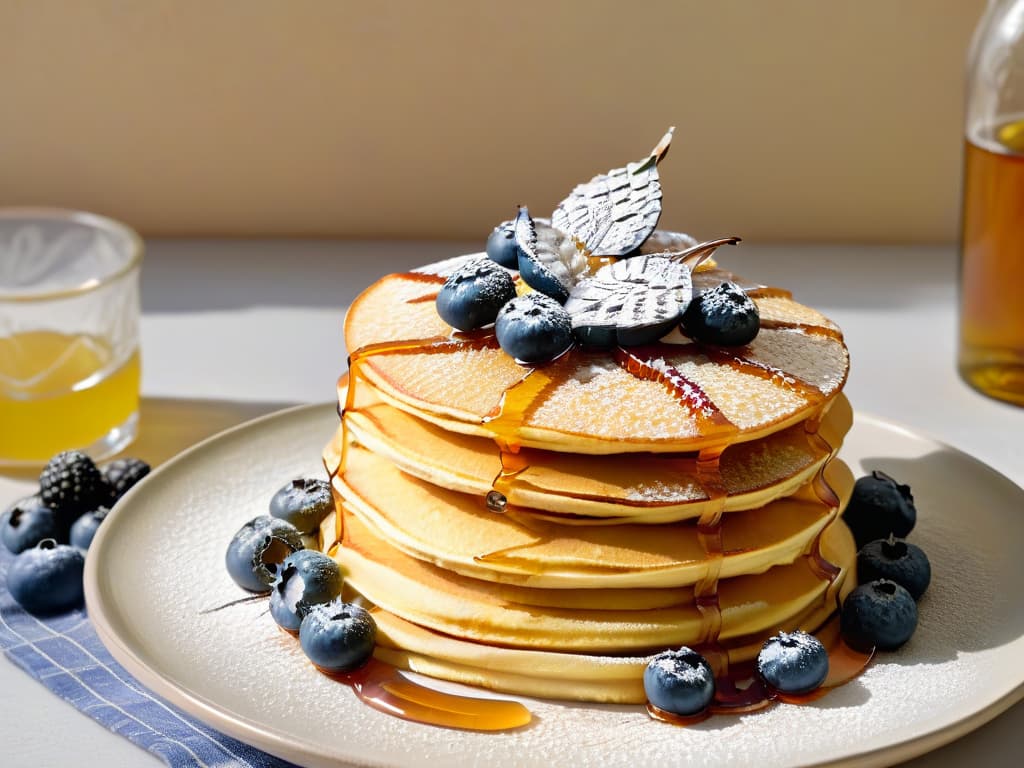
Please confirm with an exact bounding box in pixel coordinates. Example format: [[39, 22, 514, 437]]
[[269, 478, 332, 535], [70, 507, 110, 551], [7, 539, 85, 615], [756, 630, 829, 694], [858, 537, 931, 600], [486, 220, 519, 269], [643, 647, 716, 716], [841, 579, 918, 652], [2, 496, 63, 554], [681, 281, 760, 346], [514, 207, 588, 302], [225, 516, 305, 593], [842, 471, 916, 548], [269, 550, 343, 632], [103, 457, 151, 503], [39, 450, 109, 520], [495, 293, 574, 365], [299, 599, 377, 672], [435, 257, 517, 332]]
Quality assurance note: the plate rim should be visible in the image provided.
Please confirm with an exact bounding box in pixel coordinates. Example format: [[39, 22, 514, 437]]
[[83, 402, 1024, 768]]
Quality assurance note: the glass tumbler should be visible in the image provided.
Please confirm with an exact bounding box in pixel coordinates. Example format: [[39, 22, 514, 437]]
[[0, 209, 143, 466]]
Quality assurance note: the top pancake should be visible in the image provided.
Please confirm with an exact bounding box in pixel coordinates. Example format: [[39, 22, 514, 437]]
[[343, 254, 849, 454]]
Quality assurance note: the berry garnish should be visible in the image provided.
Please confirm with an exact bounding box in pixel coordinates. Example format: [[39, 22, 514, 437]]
[[565, 254, 693, 347], [552, 128, 672, 256], [269, 478, 333, 535], [842, 470, 916, 548], [841, 579, 918, 652], [857, 536, 931, 600], [2, 496, 63, 554], [39, 450, 109, 520], [70, 507, 110, 551], [513, 207, 589, 303], [103, 457, 151, 503], [495, 293, 574, 365], [486, 220, 519, 269], [756, 630, 829, 695], [225, 516, 305, 593], [643, 647, 716, 717], [435, 257, 517, 332], [269, 550, 343, 632], [299, 599, 377, 672], [6, 539, 85, 615], [681, 281, 760, 346]]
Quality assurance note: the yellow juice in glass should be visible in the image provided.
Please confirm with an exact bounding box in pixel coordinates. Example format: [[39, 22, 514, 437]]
[[0, 330, 140, 463]]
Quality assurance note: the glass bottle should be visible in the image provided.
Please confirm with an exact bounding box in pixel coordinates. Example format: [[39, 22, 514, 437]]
[[959, 0, 1024, 405]]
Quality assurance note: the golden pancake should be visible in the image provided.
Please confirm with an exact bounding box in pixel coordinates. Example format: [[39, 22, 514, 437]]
[[336, 384, 853, 522], [329, 441, 853, 589], [341, 257, 849, 454], [327, 510, 854, 654]]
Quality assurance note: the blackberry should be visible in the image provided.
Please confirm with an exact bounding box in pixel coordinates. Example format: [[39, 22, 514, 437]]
[[39, 451, 108, 519], [103, 457, 151, 502]]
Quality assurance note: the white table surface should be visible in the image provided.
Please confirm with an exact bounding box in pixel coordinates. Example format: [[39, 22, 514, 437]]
[[1, 239, 1022, 767]]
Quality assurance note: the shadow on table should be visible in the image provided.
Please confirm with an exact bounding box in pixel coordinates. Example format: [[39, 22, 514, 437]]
[[1, 397, 298, 482]]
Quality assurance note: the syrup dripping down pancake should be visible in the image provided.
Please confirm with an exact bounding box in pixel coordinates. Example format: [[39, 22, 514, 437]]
[[330, 442, 853, 589], [334, 385, 853, 523], [326, 509, 855, 654]]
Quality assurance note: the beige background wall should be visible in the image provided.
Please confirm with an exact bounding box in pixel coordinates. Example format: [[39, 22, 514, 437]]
[[0, 0, 985, 242]]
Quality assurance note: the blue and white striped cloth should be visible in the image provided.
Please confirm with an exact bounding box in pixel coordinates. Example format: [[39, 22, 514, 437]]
[[0, 546, 296, 768]]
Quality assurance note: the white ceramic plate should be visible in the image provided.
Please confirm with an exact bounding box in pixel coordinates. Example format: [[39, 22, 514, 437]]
[[85, 404, 1024, 768]]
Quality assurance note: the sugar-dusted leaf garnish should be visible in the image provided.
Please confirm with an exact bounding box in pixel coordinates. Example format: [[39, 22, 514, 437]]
[[564, 254, 692, 347], [552, 128, 674, 257]]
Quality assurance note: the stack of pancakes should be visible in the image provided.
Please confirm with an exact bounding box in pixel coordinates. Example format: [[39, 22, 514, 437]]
[[321, 253, 854, 704]]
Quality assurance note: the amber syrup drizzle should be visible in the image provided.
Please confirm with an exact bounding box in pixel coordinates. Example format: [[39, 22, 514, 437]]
[[321, 280, 535, 731], [319, 658, 531, 731], [483, 357, 563, 505], [284, 607, 531, 732], [612, 345, 738, 440]]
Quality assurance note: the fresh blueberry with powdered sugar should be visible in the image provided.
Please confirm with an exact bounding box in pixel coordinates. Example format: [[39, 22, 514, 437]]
[[495, 293, 574, 365], [225, 515, 306, 593], [756, 630, 829, 694], [486, 220, 520, 269], [269, 549, 343, 632], [681, 280, 760, 346], [643, 646, 716, 716], [299, 598, 377, 672], [435, 257, 517, 332], [269, 477, 333, 535], [513, 206, 590, 303]]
